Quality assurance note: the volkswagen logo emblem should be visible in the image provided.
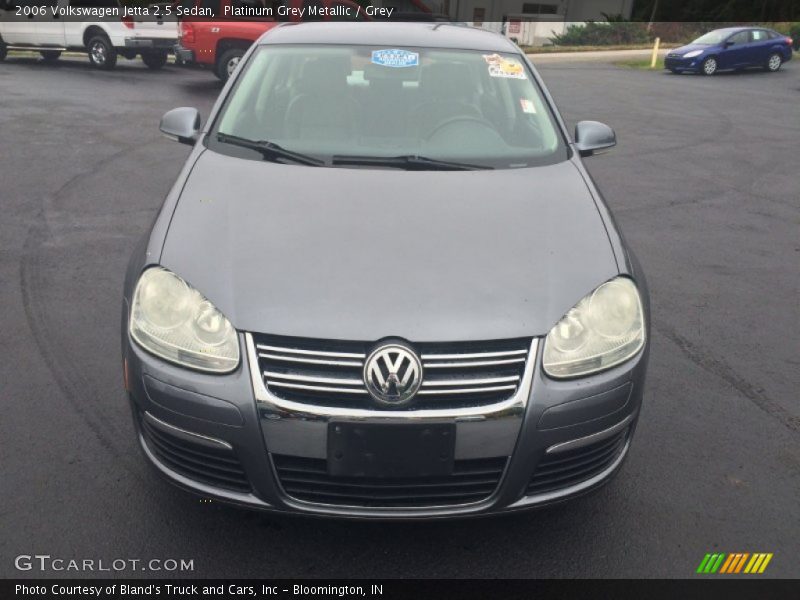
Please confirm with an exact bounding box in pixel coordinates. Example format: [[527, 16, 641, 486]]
[[363, 343, 423, 407]]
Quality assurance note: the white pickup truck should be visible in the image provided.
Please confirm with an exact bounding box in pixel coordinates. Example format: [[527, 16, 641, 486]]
[[0, 0, 178, 69]]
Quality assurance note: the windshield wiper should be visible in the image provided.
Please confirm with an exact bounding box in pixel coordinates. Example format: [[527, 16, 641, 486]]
[[216, 133, 324, 167], [331, 154, 492, 171]]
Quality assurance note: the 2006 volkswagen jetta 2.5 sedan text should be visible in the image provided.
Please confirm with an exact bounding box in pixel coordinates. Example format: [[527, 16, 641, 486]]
[[122, 22, 650, 518]]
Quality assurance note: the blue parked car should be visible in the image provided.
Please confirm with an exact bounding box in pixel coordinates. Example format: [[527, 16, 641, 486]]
[[665, 27, 793, 75]]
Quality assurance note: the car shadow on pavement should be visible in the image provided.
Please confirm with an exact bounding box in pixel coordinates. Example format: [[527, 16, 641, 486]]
[[178, 77, 225, 93], [666, 66, 793, 78]]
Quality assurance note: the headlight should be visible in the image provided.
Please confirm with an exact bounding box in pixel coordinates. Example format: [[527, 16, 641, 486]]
[[543, 277, 645, 378], [683, 50, 703, 58], [129, 267, 239, 373]]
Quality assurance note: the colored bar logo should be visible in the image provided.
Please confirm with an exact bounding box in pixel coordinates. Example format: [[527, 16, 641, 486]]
[[696, 553, 773, 574]]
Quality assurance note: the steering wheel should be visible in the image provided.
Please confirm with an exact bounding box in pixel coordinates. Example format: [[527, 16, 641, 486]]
[[425, 115, 498, 141]]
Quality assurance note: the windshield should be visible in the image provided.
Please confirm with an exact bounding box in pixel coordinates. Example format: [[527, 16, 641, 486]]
[[209, 44, 568, 169], [691, 31, 729, 45]]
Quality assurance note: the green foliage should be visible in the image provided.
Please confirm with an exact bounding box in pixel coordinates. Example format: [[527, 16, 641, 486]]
[[632, 0, 799, 21], [551, 18, 651, 46], [552, 18, 800, 47], [790, 24, 800, 50]]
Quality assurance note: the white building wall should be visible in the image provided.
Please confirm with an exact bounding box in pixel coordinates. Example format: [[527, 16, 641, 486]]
[[448, 0, 634, 45], [565, 0, 634, 21], [504, 19, 568, 46]]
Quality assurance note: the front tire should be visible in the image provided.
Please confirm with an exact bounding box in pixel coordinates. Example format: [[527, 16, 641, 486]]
[[701, 56, 717, 75], [40, 50, 61, 63], [215, 47, 245, 83], [87, 35, 117, 70], [141, 50, 168, 70], [0, 37, 7, 61], [765, 52, 782, 72]]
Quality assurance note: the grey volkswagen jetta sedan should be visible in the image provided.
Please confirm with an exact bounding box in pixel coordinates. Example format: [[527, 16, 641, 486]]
[[122, 22, 650, 518]]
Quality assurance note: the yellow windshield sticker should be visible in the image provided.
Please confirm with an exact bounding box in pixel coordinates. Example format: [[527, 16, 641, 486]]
[[483, 54, 526, 79]]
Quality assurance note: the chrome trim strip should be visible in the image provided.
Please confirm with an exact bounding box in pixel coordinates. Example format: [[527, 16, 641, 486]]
[[7, 45, 69, 51], [143, 411, 233, 451], [510, 441, 630, 508], [423, 358, 526, 368], [421, 349, 528, 360], [264, 370, 363, 386], [247, 333, 539, 418], [266, 381, 368, 395], [256, 343, 365, 359], [545, 414, 634, 455], [421, 375, 519, 387], [258, 352, 363, 367], [417, 385, 517, 395]]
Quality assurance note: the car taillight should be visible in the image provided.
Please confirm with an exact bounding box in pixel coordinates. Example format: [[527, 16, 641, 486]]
[[122, 15, 134, 29], [181, 21, 195, 44], [786, 37, 793, 45]]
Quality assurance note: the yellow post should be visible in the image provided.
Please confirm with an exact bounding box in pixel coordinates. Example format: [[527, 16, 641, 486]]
[[650, 37, 661, 68]]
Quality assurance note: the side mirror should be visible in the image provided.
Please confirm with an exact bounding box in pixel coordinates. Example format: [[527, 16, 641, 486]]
[[574, 120, 616, 157], [724, 40, 734, 47], [159, 107, 201, 146]]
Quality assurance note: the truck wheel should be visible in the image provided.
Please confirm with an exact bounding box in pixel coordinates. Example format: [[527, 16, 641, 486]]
[[215, 48, 245, 83], [0, 38, 7, 62], [141, 50, 168, 70], [40, 50, 61, 63], [87, 35, 117, 70]]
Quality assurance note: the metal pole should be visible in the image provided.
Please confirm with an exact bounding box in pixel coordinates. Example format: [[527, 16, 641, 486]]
[[650, 36, 660, 68]]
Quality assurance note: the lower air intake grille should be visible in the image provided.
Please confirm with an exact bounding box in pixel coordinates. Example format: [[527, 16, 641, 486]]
[[140, 415, 250, 493], [527, 428, 629, 496], [273, 455, 507, 507]]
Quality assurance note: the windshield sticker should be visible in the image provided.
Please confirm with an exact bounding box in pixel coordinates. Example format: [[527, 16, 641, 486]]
[[483, 54, 526, 79], [371, 49, 420, 68], [519, 98, 537, 114]]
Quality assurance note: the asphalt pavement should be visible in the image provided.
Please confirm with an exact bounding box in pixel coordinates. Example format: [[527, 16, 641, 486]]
[[0, 52, 798, 578]]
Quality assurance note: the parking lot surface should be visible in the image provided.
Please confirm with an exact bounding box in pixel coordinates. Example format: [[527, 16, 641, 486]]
[[1, 54, 798, 578]]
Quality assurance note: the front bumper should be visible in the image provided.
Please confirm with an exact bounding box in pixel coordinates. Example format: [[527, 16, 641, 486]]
[[125, 331, 647, 519], [664, 54, 702, 72]]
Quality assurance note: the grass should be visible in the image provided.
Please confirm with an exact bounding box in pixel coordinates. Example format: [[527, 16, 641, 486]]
[[523, 43, 676, 54], [616, 57, 666, 69]]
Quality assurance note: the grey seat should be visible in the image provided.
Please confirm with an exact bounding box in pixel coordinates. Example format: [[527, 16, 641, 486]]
[[410, 63, 484, 139], [361, 62, 412, 139], [284, 56, 360, 142]]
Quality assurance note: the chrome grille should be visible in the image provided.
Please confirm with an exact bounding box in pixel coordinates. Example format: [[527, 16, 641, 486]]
[[253, 334, 531, 410]]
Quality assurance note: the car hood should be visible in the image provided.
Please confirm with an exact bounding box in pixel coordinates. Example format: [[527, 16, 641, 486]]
[[671, 43, 712, 55], [160, 150, 619, 342]]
